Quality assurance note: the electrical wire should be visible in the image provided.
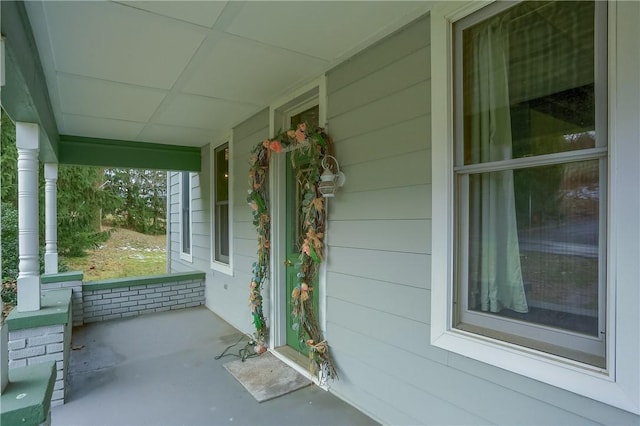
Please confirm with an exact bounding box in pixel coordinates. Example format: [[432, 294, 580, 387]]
[[214, 334, 259, 362]]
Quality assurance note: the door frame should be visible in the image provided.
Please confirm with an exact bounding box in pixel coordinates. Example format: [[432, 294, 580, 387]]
[[268, 76, 328, 353]]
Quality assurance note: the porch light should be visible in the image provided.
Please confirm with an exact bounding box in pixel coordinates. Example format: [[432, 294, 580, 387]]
[[318, 155, 346, 198]]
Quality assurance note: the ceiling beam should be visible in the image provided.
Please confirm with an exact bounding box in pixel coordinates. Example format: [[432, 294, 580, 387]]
[[1, 1, 59, 163], [58, 135, 201, 171]]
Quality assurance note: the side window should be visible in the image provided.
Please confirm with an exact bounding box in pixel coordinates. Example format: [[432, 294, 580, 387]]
[[453, 1, 606, 366], [213, 143, 230, 265], [180, 171, 192, 261]]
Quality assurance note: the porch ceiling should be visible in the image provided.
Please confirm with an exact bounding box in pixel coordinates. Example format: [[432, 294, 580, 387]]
[[18, 1, 431, 151]]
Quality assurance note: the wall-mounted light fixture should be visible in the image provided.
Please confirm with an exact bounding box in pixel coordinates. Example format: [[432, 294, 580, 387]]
[[318, 155, 346, 198]]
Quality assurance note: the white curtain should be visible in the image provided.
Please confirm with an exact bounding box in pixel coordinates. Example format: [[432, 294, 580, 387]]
[[467, 18, 529, 314]]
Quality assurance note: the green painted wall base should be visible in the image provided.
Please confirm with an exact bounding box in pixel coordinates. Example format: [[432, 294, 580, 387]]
[[0, 362, 56, 425], [6, 289, 71, 331]]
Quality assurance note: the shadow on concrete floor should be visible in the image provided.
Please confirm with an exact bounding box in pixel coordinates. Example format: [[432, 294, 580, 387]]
[[52, 307, 377, 426]]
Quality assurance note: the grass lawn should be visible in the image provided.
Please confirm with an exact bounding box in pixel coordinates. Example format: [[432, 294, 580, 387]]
[[62, 227, 166, 282]]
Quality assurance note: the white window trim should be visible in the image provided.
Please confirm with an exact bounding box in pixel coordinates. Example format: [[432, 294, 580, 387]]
[[179, 171, 193, 263], [430, 1, 640, 414], [210, 134, 233, 275]]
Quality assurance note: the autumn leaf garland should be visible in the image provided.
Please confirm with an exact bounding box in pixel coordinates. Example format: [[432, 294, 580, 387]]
[[247, 123, 337, 380]]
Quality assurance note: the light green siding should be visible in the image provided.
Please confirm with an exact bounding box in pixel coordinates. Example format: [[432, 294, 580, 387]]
[[323, 13, 639, 426]]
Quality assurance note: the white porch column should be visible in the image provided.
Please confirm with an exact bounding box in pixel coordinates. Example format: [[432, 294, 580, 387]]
[[1, 34, 8, 395], [44, 163, 58, 274], [16, 122, 41, 312]]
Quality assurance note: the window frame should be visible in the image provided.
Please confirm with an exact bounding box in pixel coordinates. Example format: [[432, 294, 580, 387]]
[[430, 0, 640, 414], [179, 171, 193, 262], [210, 136, 233, 275], [452, 0, 607, 367]]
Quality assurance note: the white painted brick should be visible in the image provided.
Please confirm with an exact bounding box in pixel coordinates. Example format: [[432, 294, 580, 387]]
[[138, 289, 155, 295], [153, 296, 170, 303], [162, 301, 178, 307], [170, 295, 184, 301], [120, 301, 138, 308], [141, 308, 157, 315], [93, 299, 114, 306], [46, 343, 64, 353], [170, 304, 186, 310], [186, 282, 201, 289], [9, 359, 27, 368], [162, 291, 178, 297], [10, 345, 46, 360], [28, 333, 63, 346], [56, 361, 63, 370], [144, 303, 162, 309], [103, 313, 122, 321], [29, 352, 64, 364], [103, 292, 122, 299], [84, 295, 102, 301], [109, 297, 129, 304], [128, 305, 146, 312], [172, 284, 188, 291], [9, 325, 64, 339], [84, 305, 104, 313], [146, 284, 163, 289], [178, 289, 193, 295], [121, 290, 138, 296], [56, 370, 63, 380], [85, 317, 103, 323], [129, 294, 146, 301], [52, 390, 64, 401], [111, 307, 130, 314], [156, 307, 170, 313], [54, 379, 64, 391], [162, 282, 176, 287], [94, 289, 112, 295], [121, 312, 138, 318], [51, 399, 64, 408], [8, 339, 26, 350]]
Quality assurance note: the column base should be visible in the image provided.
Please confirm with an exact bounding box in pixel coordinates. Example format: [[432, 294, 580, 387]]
[[17, 276, 41, 312], [44, 253, 58, 275]]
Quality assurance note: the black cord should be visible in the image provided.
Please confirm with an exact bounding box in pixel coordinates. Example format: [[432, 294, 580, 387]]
[[214, 334, 260, 362]]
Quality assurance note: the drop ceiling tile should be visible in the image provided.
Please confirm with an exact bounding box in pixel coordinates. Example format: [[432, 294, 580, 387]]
[[182, 37, 327, 104], [62, 114, 146, 141], [154, 95, 259, 131], [57, 75, 166, 123], [226, 2, 424, 61], [137, 124, 213, 147], [43, 2, 206, 89], [115, 1, 227, 28]]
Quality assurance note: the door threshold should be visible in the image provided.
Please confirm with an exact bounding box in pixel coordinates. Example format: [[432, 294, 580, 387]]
[[271, 346, 329, 391]]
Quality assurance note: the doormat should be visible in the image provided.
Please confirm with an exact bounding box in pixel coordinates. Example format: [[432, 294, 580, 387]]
[[223, 352, 311, 402]]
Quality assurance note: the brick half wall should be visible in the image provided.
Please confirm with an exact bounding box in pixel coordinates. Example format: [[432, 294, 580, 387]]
[[82, 272, 206, 323]]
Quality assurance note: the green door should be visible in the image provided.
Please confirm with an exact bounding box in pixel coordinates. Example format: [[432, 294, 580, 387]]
[[284, 105, 319, 354]]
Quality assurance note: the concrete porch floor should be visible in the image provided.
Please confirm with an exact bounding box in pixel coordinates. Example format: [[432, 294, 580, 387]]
[[52, 307, 377, 426]]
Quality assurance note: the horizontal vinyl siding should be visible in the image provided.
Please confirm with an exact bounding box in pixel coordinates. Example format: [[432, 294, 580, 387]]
[[203, 108, 270, 333], [325, 15, 434, 425], [322, 12, 640, 426]]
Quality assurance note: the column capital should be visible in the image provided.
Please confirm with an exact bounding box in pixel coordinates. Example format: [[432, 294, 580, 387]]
[[44, 163, 58, 180], [16, 122, 40, 150]]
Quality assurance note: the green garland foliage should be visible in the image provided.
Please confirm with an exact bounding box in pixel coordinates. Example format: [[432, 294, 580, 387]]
[[247, 123, 337, 380]]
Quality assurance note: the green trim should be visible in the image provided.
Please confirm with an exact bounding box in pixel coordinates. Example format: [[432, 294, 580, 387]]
[[83, 272, 205, 291], [1, 1, 59, 163], [6, 289, 71, 331], [59, 135, 201, 171], [0, 362, 56, 426], [41, 271, 84, 284]]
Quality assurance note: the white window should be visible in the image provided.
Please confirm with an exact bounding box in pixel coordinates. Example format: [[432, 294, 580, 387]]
[[211, 141, 233, 274], [180, 171, 192, 262], [431, 0, 640, 414]]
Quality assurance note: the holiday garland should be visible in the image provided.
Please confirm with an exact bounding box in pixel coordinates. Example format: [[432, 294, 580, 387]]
[[247, 122, 337, 380]]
